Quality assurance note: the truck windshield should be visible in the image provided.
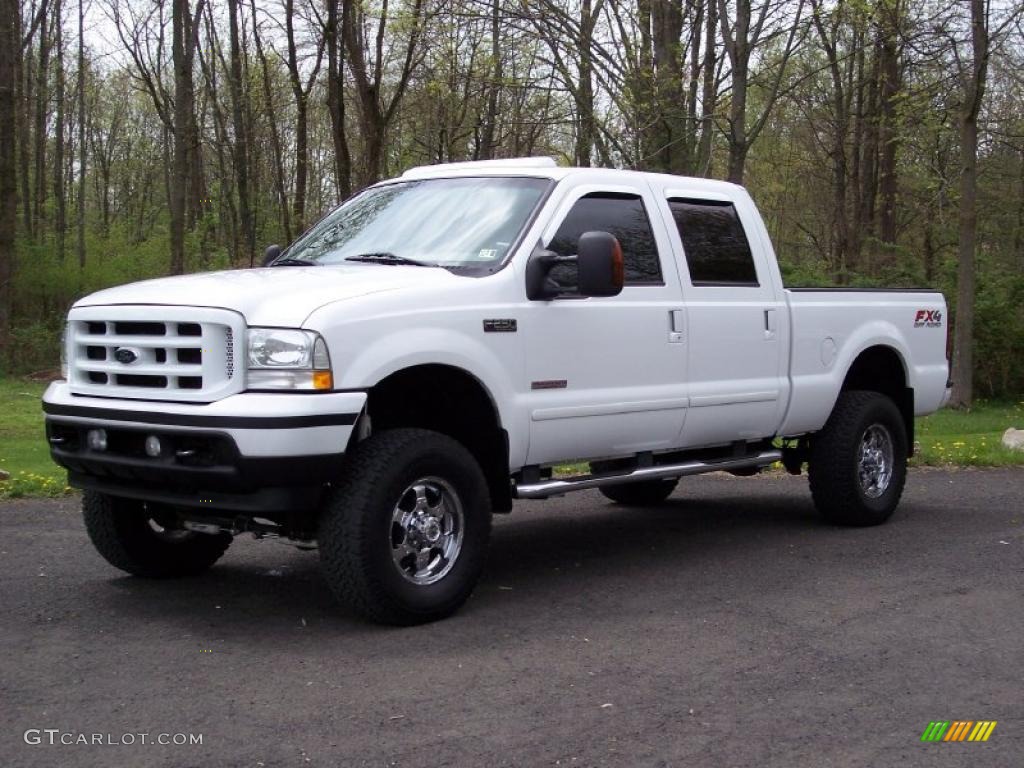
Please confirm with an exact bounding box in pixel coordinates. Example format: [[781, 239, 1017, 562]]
[[285, 176, 551, 270]]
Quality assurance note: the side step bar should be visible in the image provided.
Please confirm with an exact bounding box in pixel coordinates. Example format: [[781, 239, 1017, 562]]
[[514, 449, 782, 500]]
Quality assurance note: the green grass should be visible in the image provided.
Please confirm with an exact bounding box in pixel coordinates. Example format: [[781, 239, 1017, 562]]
[[912, 400, 1024, 467], [0, 378, 70, 498], [1, 377, 1021, 498]]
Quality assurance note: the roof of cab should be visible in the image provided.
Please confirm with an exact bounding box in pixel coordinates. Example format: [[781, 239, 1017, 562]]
[[396, 156, 743, 196]]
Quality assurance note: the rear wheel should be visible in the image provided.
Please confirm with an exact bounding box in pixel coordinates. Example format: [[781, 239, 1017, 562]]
[[599, 478, 678, 506], [318, 428, 491, 625], [808, 390, 908, 526], [82, 491, 232, 577]]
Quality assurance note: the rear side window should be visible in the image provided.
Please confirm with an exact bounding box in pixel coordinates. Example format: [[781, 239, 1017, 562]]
[[548, 193, 663, 286], [668, 199, 758, 286]]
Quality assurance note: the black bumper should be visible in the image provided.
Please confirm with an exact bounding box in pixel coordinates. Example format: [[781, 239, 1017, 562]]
[[45, 419, 344, 513]]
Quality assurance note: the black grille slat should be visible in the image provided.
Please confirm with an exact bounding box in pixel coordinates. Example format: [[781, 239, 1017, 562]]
[[116, 374, 168, 388], [114, 322, 166, 336]]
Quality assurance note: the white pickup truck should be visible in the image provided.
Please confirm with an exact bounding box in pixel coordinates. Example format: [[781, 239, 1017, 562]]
[[43, 158, 950, 624]]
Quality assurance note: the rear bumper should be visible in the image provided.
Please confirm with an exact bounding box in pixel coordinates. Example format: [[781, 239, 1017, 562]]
[[42, 382, 366, 512]]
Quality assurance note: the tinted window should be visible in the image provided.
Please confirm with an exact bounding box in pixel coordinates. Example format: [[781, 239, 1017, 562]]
[[669, 199, 758, 286], [548, 193, 662, 287]]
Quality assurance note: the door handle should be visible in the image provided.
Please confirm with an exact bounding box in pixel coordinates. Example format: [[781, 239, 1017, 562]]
[[669, 310, 685, 343], [764, 309, 777, 339]]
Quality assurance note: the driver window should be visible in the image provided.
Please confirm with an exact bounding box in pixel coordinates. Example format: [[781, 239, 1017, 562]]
[[547, 193, 663, 289]]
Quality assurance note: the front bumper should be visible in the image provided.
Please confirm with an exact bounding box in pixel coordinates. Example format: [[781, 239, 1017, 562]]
[[42, 382, 366, 512]]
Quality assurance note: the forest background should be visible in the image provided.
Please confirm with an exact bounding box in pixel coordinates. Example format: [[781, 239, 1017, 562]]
[[0, 0, 1022, 406]]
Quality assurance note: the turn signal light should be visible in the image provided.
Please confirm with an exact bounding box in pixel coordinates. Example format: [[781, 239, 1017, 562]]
[[312, 370, 334, 390]]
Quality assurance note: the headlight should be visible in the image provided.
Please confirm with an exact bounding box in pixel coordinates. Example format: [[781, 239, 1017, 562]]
[[246, 328, 333, 391], [60, 322, 69, 380]]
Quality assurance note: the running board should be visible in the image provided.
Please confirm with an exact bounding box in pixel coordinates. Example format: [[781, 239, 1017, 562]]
[[513, 449, 782, 500]]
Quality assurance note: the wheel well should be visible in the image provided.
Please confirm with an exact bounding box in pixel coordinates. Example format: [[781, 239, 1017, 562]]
[[365, 365, 512, 512], [841, 346, 915, 454]]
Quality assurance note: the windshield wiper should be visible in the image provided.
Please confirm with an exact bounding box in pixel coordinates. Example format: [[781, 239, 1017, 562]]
[[344, 252, 436, 267], [270, 257, 320, 267]]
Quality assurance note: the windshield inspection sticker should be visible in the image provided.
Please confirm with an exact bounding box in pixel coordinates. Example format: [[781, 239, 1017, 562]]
[[477, 249, 498, 260]]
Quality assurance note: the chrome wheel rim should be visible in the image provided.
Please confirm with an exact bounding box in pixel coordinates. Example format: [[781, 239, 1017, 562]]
[[390, 477, 464, 585], [858, 424, 894, 499]]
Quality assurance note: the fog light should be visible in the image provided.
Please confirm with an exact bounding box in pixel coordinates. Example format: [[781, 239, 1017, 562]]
[[145, 435, 162, 457], [86, 429, 107, 452]]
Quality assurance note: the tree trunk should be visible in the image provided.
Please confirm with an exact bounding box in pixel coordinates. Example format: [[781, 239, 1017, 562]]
[[575, 0, 595, 167], [170, 0, 190, 275], [950, 0, 988, 409], [33, 5, 50, 233], [285, 0, 311, 229], [294, 98, 308, 231], [858, 36, 880, 271], [52, 0, 65, 261], [876, 3, 900, 250], [0, 0, 18, 362], [226, 0, 254, 264], [326, 0, 352, 198], [650, 0, 685, 173], [684, 0, 703, 174], [721, 0, 749, 184], [250, 0, 291, 240], [951, 116, 978, 408], [76, 0, 85, 268], [696, 0, 717, 176], [477, 0, 501, 160], [17, 14, 32, 239]]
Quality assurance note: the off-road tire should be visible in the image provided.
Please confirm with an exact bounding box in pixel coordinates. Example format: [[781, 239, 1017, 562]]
[[82, 491, 232, 577], [318, 428, 492, 625], [599, 479, 678, 506], [808, 390, 908, 526]]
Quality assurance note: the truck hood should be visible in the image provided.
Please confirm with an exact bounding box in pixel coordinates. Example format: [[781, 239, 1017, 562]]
[[74, 265, 460, 327]]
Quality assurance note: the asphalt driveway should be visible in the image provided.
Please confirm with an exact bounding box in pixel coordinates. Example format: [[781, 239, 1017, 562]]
[[1, 468, 1022, 767]]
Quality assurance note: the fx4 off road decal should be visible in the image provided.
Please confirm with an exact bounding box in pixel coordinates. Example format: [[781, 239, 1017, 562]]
[[914, 309, 943, 328]]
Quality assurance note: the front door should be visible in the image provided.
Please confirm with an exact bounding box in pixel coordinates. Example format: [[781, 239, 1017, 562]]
[[520, 181, 689, 466]]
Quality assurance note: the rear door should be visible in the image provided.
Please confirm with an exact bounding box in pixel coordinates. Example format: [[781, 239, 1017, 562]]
[[649, 183, 788, 447], [520, 180, 689, 466]]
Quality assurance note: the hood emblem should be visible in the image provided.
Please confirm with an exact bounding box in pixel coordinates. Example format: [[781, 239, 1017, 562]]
[[114, 347, 141, 365]]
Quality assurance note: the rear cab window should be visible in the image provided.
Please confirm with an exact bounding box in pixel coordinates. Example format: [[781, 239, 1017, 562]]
[[668, 199, 759, 287]]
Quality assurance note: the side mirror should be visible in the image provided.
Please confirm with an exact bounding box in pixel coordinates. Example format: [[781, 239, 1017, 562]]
[[262, 244, 282, 267], [525, 232, 624, 300], [577, 232, 624, 297]]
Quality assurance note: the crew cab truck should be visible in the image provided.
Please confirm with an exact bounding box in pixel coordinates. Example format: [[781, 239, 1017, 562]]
[[42, 158, 950, 625]]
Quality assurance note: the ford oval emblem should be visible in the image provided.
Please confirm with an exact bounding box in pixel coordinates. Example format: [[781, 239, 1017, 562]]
[[115, 347, 140, 365]]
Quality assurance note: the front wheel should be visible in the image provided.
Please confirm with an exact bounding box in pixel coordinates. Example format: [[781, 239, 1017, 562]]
[[318, 428, 492, 625], [808, 390, 908, 526], [82, 491, 232, 577]]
